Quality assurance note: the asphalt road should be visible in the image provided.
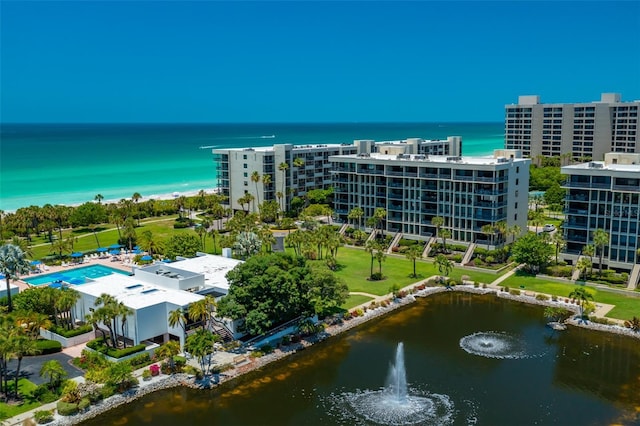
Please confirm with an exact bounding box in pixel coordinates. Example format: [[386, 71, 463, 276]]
[[6, 352, 84, 386]]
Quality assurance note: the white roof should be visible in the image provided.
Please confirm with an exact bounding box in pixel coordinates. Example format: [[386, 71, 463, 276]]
[[169, 254, 242, 292], [563, 162, 640, 173], [76, 274, 203, 310], [333, 153, 527, 166]]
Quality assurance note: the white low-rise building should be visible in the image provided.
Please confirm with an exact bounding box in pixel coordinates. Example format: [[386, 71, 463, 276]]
[[72, 274, 204, 349], [133, 253, 242, 297]]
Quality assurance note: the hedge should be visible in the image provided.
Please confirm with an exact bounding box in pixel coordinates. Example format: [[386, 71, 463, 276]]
[[49, 324, 94, 338], [56, 401, 79, 416], [35, 339, 62, 354], [86, 338, 146, 358], [34, 409, 54, 424]]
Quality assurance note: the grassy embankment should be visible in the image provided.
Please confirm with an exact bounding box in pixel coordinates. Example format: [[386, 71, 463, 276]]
[[501, 272, 640, 320]]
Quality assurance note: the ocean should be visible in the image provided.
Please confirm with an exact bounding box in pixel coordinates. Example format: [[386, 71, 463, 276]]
[[0, 122, 504, 211]]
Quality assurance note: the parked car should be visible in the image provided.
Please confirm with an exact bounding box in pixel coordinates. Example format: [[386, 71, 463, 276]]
[[543, 224, 556, 232]]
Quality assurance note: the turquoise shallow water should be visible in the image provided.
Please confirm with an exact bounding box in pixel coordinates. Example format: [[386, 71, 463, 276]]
[[0, 123, 503, 211]]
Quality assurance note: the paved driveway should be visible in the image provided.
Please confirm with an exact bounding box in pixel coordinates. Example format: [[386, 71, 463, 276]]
[[7, 352, 84, 386]]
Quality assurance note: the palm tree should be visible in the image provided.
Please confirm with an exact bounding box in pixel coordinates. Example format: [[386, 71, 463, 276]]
[[117, 302, 133, 348], [40, 359, 67, 390], [55, 288, 81, 330], [278, 162, 289, 213], [106, 361, 134, 392], [405, 245, 422, 278], [365, 239, 379, 279], [347, 207, 364, 230], [188, 299, 211, 330], [431, 216, 444, 241], [592, 228, 609, 276], [85, 311, 108, 342], [94, 293, 120, 348], [550, 232, 565, 265], [576, 257, 591, 281], [440, 229, 451, 254], [293, 157, 305, 169], [481, 224, 494, 249], [250, 171, 261, 212], [435, 254, 453, 286], [12, 335, 40, 397], [262, 174, 273, 200], [140, 230, 163, 256], [168, 308, 188, 343], [0, 244, 31, 312], [185, 329, 218, 376], [132, 192, 142, 226], [568, 286, 594, 319], [155, 340, 181, 373], [582, 244, 595, 277], [508, 224, 522, 244], [530, 210, 544, 233], [94, 194, 104, 204]]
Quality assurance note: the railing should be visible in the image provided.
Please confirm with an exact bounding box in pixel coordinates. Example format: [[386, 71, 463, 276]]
[[612, 185, 640, 192]]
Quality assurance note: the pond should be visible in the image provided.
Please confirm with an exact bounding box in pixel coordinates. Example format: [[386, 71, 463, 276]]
[[82, 293, 640, 425]]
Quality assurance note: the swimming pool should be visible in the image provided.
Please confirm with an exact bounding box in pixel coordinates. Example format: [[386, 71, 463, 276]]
[[22, 265, 130, 286]]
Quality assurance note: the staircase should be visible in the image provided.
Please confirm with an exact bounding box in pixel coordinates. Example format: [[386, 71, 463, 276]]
[[387, 232, 403, 254], [339, 223, 350, 236], [365, 229, 378, 244], [461, 243, 476, 266], [628, 264, 640, 290], [422, 237, 435, 258], [211, 317, 234, 342]]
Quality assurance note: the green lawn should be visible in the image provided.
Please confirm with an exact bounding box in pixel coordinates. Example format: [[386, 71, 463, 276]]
[[501, 272, 640, 320], [329, 247, 507, 296], [0, 379, 42, 420], [30, 215, 199, 260], [342, 294, 374, 310]]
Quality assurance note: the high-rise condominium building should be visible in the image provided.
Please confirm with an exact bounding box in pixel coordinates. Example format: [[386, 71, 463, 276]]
[[212, 137, 461, 212], [505, 93, 639, 160], [330, 148, 529, 244], [562, 153, 640, 274]]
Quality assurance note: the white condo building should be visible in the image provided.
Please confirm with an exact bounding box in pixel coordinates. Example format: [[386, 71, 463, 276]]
[[505, 93, 639, 160], [562, 153, 640, 277], [212, 137, 461, 212], [330, 149, 529, 245]]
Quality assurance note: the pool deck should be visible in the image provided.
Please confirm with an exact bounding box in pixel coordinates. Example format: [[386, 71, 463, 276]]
[[17, 256, 135, 290]]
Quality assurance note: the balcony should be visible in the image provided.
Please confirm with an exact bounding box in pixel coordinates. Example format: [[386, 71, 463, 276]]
[[612, 184, 640, 192], [563, 181, 611, 189]]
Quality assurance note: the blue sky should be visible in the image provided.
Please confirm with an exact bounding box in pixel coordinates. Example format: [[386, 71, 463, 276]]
[[2, 1, 639, 123]]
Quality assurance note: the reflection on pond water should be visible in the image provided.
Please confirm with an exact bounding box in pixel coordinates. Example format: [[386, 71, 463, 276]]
[[83, 293, 640, 426]]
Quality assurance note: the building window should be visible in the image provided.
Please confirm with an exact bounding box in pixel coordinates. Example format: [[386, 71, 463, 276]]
[[243, 172, 248, 177], [514, 214, 518, 221], [243, 163, 247, 169], [243, 181, 248, 186], [515, 190, 519, 197], [516, 166, 519, 173], [515, 202, 518, 209], [516, 178, 519, 185], [243, 155, 247, 160]]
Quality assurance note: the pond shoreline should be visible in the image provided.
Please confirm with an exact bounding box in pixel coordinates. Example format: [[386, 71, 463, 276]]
[[43, 284, 639, 426]]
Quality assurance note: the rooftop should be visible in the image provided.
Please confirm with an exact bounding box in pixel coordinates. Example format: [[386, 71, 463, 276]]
[[563, 162, 640, 173], [331, 153, 528, 166], [165, 254, 243, 292], [77, 274, 204, 309]]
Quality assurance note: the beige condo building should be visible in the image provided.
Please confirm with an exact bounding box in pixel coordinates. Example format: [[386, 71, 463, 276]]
[[505, 93, 639, 160]]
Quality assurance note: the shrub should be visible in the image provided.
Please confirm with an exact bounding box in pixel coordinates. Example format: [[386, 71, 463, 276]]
[[149, 364, 160, 376], [482, 283, 487, 289], [100, 383, 117, 399], [142, 369, 152, 380], [370, 272, 384, 281], [78, 398, 91, 412], [35, 339, 62, 354], [589, 316, 614, 326], [34, 410, 54, 424], [452, 254, 463, 263], [551, 295, 558, 301], [86, 338, 146, 359], [535, 294, 549, 301], [474, 258, 484, 266], [509, 289, 521, 296], [183, 365, 201, 377], [49, 324, 93, 338], [127, 352, 151, 368], [485, 256, 495, 264], [56, 401, 79, 416], [473, 281, 479, 288]]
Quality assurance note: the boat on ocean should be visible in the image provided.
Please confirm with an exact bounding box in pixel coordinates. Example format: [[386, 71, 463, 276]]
[[261, 135, 275, 139]]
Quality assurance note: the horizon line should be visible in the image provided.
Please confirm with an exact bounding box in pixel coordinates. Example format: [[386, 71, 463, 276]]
[[1, 120, 503, 125]]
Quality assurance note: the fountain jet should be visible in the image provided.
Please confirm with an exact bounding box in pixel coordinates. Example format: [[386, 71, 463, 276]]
[[386, 342, 408, 403]]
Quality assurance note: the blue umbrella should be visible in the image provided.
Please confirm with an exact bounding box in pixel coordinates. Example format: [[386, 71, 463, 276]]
[[109, 244, 122, 249], [0, 273, 5, 279], [109, 250, 120, 257], [30, 260, 42, 266], [69, 278, 84, 285], [141, 255, 153, 261], [71, 252, 83, 258], [161, 259, 172, 263], [97, 247, 108, 253], [132, 248, 142, 254]]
